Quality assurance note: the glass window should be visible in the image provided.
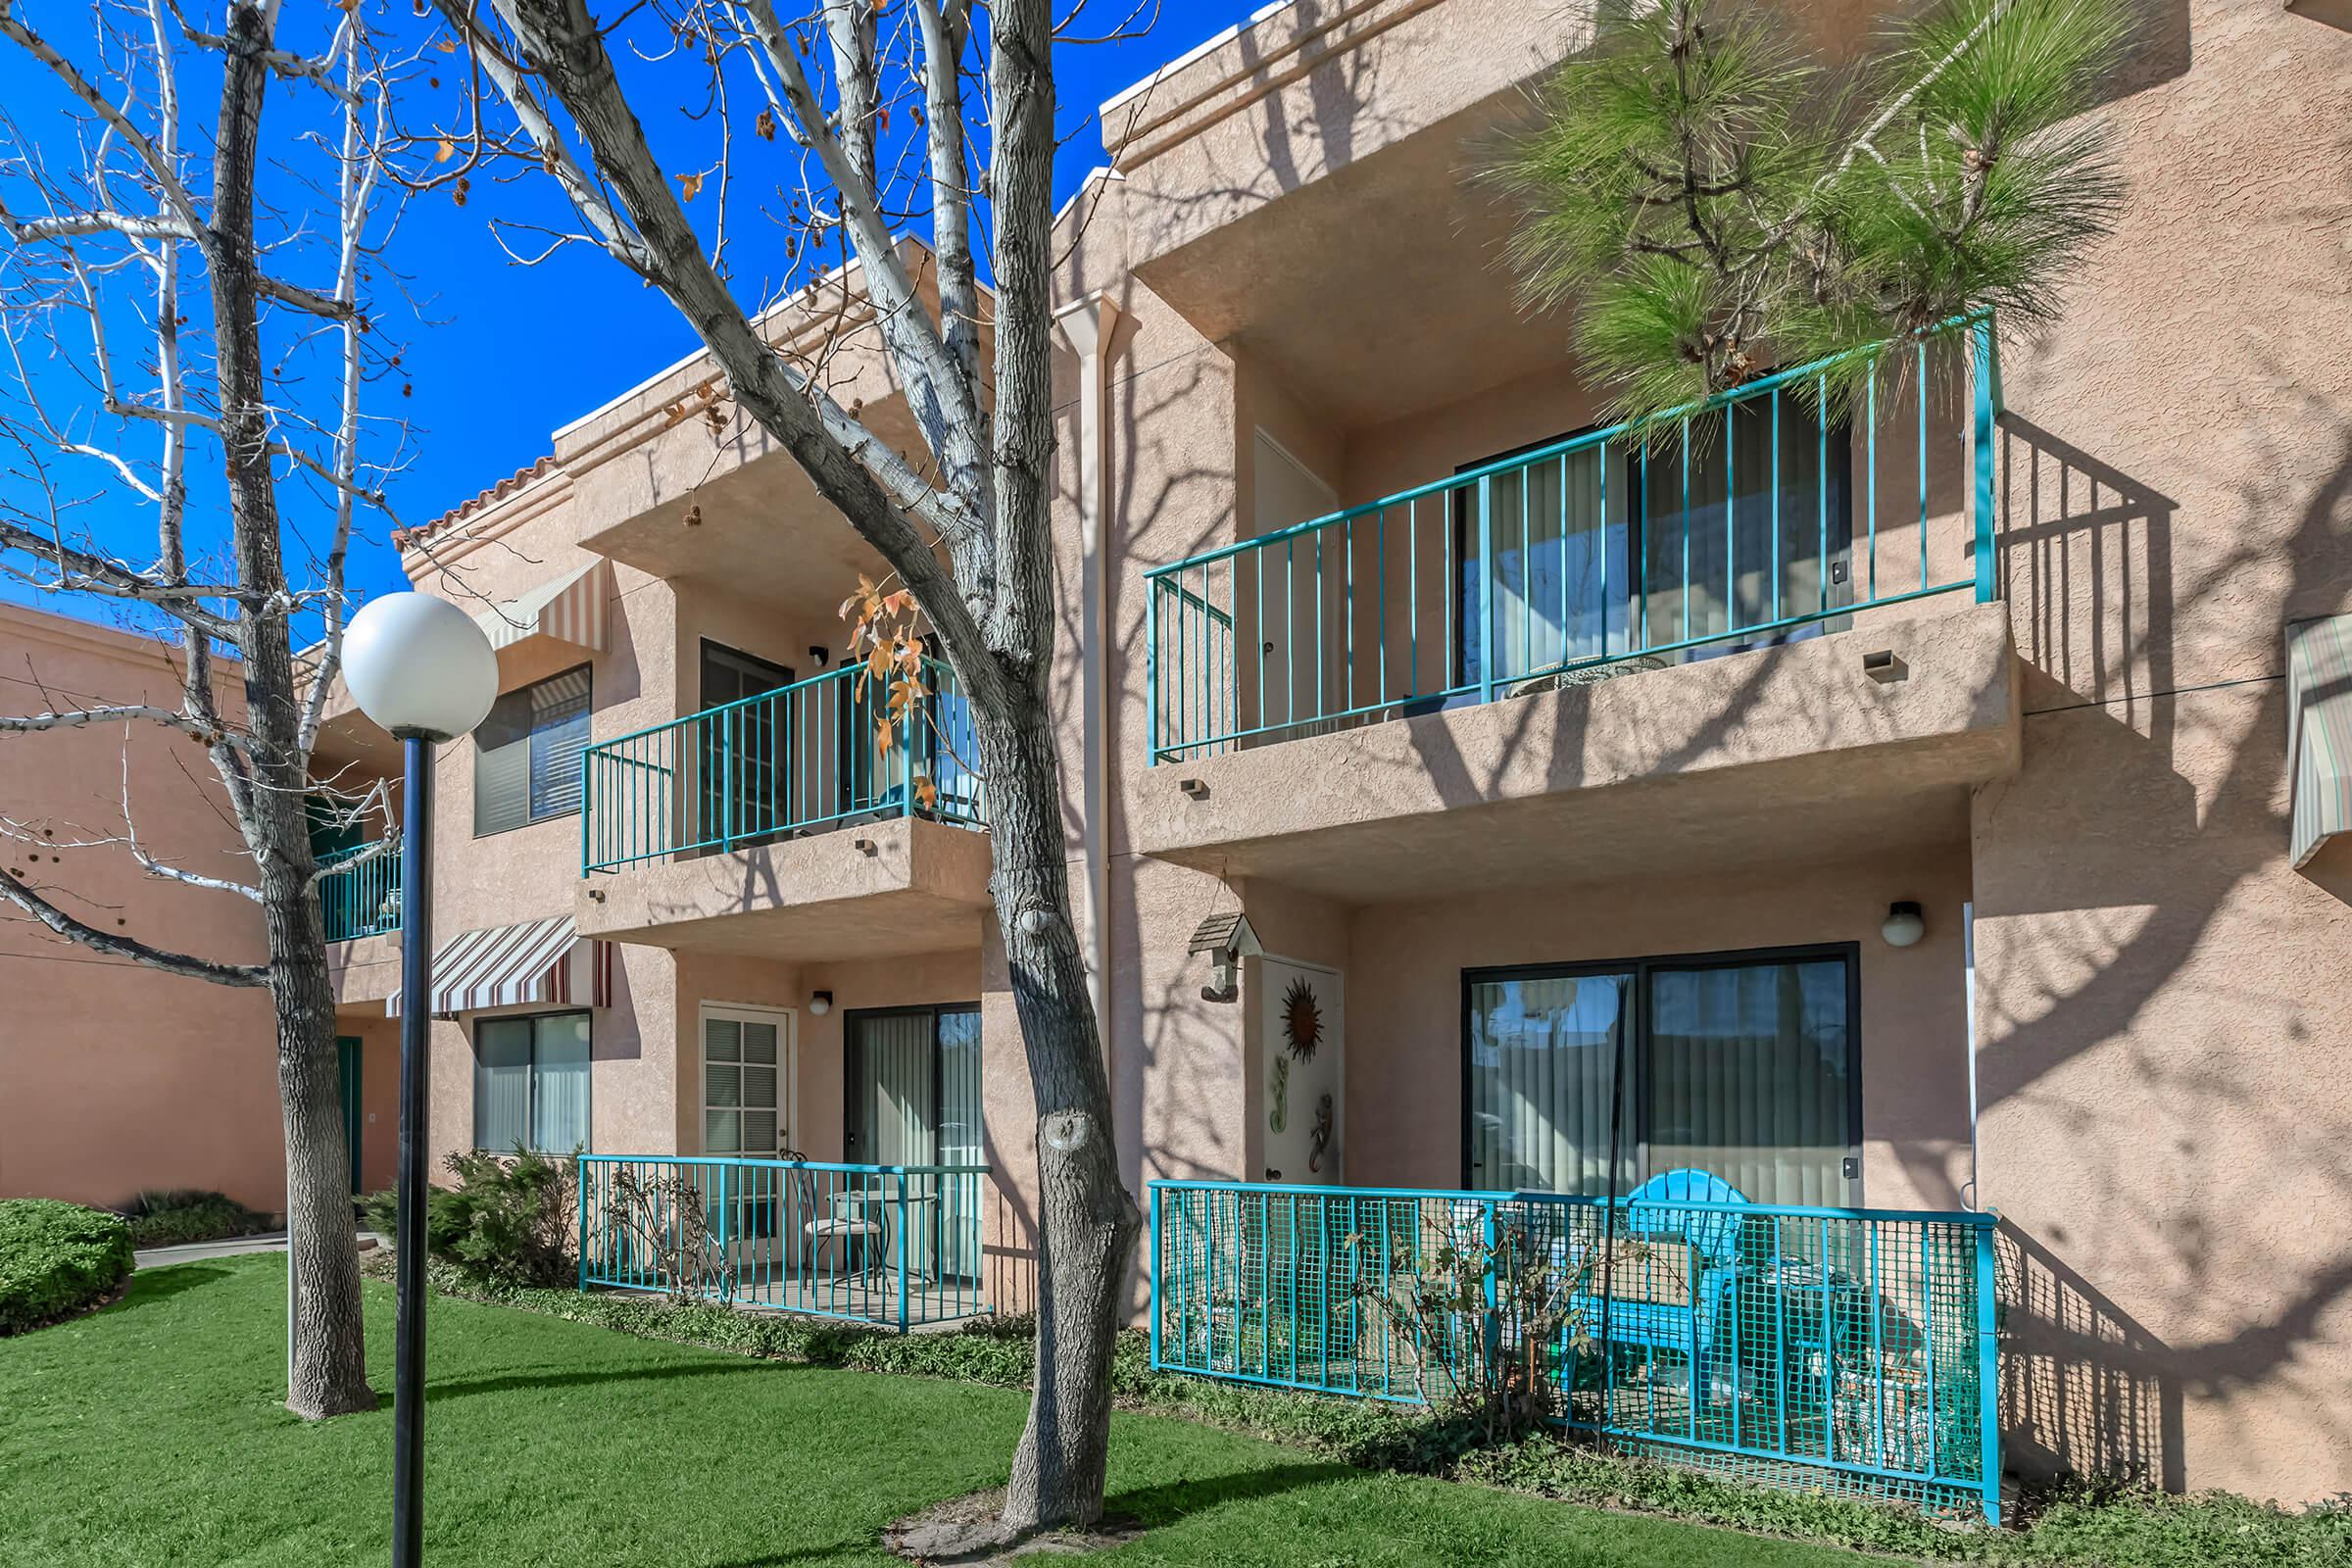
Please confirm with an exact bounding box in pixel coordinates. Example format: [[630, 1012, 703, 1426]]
[[474, 1012, 591, 1152], [1464, 950, 1856, 1206], [474, 666, 591, 835], [846, 1004, 985, 1282], [703, 1008, 787, 1155], [1453, 399, 1853, 687]]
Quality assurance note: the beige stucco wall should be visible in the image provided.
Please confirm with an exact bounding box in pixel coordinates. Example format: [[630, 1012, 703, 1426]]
[[365, 0, 2352, 1503], [1957, 0, 2352, 1503], [1046, 0, 2352, 1506], [0, 605, 286, 1213]]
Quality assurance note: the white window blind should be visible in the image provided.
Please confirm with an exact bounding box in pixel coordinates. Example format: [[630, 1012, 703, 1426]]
[[704, 1008, 786, 1155], [475, 666, 591, 835]]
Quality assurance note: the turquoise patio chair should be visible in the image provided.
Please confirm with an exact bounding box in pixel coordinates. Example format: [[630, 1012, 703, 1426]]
[[1571, 1168, 1751, 1371]]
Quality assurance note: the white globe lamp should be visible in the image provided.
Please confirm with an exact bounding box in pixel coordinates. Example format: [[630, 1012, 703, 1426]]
[[343, 591, 498, 741]]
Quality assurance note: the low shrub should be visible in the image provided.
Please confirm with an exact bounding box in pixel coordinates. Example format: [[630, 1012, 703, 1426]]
[[360, 1147, 576, 1290], [118, 1189, 270, 1249], [0, 1200, 136, 1334]]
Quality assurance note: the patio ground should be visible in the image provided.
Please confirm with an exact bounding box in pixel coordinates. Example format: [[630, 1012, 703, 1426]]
[[0, 1253, 1889, 1567]]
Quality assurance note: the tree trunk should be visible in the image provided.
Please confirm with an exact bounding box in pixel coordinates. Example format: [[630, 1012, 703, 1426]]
[[982, 687, 1140, 1531], [213, 0, 374, 1418], [271, 899, 375, 1417]]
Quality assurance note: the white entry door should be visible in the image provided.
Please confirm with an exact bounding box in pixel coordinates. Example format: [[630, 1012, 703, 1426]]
[[1259, 957, 1343, 1184]]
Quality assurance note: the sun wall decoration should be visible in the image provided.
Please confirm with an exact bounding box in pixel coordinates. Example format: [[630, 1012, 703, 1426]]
[[1281, 976, 1323, 1063]]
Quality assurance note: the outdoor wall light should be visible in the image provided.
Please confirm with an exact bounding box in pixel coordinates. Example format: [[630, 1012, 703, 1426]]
[[1882, 901, 1926, 948], [340, 591, 498, 1568], [809, 990, 833, 1017], [808, 646, 829, 668]]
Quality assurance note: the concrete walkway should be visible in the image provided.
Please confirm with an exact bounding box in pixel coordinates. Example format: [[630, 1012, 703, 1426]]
[[135, 1232, 381, 1269]]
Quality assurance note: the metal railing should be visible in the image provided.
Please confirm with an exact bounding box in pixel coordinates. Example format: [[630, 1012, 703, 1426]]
[[580, 658, 985, 874], [318, 841, 400, 941], [1146, 316, 2001, 761], [578, 1154, 990, 1332], [1149, 1179, 2000, 1522]]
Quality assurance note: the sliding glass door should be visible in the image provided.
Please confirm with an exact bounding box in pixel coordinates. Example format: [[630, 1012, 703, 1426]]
[[1463, 947, 1858, 1207], [846, 1005, 983, 1281]]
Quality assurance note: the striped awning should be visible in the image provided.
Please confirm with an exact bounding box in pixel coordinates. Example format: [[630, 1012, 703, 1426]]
[[385, 914, 613, 1017], [474, 558, 611, 653], [2290, 615, 2352, 869]]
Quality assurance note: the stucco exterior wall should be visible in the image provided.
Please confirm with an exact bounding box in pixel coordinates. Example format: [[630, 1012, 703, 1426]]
[[1946, 0, 2352, 1503], [1046, 0, 2352, 1505], [345, 0, 2352, 1504], [0, 605, 285, 1213]]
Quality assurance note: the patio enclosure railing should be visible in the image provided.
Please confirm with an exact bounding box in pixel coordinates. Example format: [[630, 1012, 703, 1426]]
[[1150, 1179, 1999, 1522], [580, 658, 985, 874], [318, 840, 400, 941], [578, 1153, 989, 1332], [1146, 316, 2001, 761]]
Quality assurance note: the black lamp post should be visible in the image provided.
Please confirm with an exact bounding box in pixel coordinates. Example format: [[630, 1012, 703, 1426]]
[[341, 592, 498, 1568]]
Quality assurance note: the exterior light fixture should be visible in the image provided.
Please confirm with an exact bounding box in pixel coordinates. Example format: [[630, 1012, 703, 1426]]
[[809, 990, 832, 1017], [340, 591, 498, 1568], [1882, 901, 1926, 949]]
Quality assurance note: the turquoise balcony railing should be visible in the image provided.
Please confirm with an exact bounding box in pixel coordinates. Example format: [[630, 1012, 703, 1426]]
[[1146, 317, 2001, 761], [1150, 1179, 2000, 1523], [318, 841, 399, 941], [580, 658, 984, 874], [578, 1154, 990, 1331]]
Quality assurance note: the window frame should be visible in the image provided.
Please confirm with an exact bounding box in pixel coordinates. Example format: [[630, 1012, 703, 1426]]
[[1457, 941, 1862, 1201], [841, 1002, 983, 1166], [472, 662, 593, 838], [470, 1008, 593, 1154]]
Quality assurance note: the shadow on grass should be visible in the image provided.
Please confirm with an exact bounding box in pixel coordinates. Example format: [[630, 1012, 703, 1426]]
[[1109, 1460, 1358, 1528], [111, 1263, 236, 1310], [416, 1355, 784, 1404], [699, 1461, 1357, 1567]]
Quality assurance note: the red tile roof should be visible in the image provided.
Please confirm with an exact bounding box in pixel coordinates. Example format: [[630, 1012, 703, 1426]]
[[394, 454, 558, 552]]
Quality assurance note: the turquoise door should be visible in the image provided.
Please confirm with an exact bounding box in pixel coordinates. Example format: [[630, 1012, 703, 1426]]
[[336, 1038, 364, 1195]]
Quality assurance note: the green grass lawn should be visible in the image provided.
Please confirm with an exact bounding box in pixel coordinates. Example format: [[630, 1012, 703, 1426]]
[[0, 1254, 1886, 1567]]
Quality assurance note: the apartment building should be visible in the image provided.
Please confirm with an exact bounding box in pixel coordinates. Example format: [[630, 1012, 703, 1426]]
[[0, 602, 397, 1214], [325, 0, 2352, 1512]]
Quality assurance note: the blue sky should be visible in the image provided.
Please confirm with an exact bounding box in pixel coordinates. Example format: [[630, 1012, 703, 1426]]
[[0, 1, 1267, 623]]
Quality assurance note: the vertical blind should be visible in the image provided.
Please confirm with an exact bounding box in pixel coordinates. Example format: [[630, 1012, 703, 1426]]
[[1637, 400, 1850, 660], [850, 1006, 984, 1281], [1466, 955, 1854, 1206], [474, 1011, 590, 1152], [475, 666, 592, 835], [1453, 402, 1851, 688]]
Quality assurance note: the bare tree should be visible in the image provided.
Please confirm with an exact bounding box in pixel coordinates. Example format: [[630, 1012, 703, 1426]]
[[414, 0, 1141, 1531], [0, 0, 412, 1417]]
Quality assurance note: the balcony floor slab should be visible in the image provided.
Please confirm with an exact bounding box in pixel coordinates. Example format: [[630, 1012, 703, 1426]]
[[578, 813, 992, 960], [1135, 601, 2019, 903]]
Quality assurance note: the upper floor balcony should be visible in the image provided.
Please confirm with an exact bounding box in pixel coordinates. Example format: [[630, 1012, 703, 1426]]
[[1134, 319, 2019, 899], [575, 658, 993, 959], [320, 840, 400, 943]]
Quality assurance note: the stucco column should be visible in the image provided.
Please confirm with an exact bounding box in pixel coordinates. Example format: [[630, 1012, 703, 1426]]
[[1051, 293, 1122, 1054]]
